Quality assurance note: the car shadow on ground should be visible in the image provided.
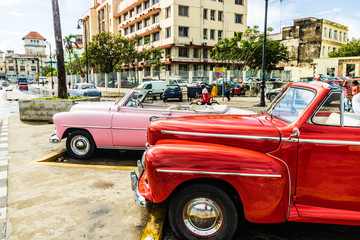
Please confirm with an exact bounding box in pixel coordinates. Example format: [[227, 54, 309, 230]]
[[56, 149, 143, 167]]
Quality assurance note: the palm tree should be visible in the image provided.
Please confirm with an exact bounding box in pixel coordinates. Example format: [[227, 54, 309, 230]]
[[64, 34, 79, 74], [51, 0, 67, 98]]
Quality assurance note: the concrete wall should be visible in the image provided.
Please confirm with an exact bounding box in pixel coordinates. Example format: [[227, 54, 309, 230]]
[[19, 98, 100, 122]]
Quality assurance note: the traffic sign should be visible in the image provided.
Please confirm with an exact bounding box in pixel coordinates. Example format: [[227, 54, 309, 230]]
[[214, 72, 220, 78], [81, 73, 85, 78]]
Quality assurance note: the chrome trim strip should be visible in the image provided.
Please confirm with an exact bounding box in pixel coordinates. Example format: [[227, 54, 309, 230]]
[[156, 169, 281, 178], [161, 130, 279, 141], [299, 139, 360, 146], [266, 153, 291, 220], [112, 127, 147, 131], [62, 125, 111, 129]]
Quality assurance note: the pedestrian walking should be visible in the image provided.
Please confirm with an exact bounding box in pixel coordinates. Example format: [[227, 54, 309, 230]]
[[343, 81, 354, 112], [224, 81, 231, 101]]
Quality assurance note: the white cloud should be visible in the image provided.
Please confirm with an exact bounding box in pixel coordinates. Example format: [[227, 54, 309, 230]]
[[318, 7, 342, 15], [0, 0, 23, 6], [10, 11, 24, 17]]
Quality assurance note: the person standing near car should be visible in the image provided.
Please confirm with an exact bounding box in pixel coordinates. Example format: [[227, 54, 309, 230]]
[[224, 81, 231, 101], [343, 80, 354, 112], [352, 80, 360, 96], [200, 84, 211, 105]]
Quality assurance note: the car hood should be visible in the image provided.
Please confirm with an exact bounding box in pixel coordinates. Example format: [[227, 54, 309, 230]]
[[70, 101, 116, 112], [148, 114, 280, 153]]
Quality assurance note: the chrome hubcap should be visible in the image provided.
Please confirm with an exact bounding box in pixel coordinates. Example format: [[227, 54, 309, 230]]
[[183, 198, 223, 236], [70, 135, 90, 156]]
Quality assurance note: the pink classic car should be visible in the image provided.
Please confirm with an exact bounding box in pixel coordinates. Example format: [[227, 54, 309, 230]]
[[50, 89, 254, 159]]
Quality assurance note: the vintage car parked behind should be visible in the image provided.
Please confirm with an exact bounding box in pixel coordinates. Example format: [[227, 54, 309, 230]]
[[67, 83, 101, 97], [50, 89, 254, 159], [132, 82, 360, 240]]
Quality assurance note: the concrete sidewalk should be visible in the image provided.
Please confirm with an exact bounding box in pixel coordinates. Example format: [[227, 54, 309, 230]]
[[4, 116, 149, 239]]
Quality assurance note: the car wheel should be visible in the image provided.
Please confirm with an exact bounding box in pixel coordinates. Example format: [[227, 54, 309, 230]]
[[168, 184, 238, 240], [179, 97, 182, 102], [269, 94, 276, 102], [66, 130, 96, 159], [159, 93, 164, 100], [163, 98, 167, 102]]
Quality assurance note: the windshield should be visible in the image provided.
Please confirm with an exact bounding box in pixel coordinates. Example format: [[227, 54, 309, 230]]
[[266, 87, 315, 122], [124, 89, 147, 107], [81, 84, 96, 89]]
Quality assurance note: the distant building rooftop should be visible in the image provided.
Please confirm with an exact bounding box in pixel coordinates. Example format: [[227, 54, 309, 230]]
[[22, 32, 46, 40]]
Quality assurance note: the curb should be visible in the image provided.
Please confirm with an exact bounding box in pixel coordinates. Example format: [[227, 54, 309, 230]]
[[140, 203, 167, 240]]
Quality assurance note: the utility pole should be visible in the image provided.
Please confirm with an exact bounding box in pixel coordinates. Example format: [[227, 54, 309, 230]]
[[260, 0, 269, 107]]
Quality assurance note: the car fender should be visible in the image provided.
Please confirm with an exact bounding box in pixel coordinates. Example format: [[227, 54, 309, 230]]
[[53, 111, 113, 147], [145, 139, 289, 223]]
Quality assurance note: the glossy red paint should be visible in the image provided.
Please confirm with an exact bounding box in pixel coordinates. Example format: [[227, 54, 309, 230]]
[[138, 82, 360, 230]]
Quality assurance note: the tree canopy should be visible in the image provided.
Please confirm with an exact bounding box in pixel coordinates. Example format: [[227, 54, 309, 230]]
[[211, 26, 289, 71], [329, 39, 360, 57]]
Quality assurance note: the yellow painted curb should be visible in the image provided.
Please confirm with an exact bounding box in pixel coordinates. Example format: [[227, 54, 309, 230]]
[[140, 204, 167, 240], [27, 149, 137, 170]]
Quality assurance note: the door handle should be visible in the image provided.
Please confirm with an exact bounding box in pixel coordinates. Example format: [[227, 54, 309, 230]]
[[162, 112, 171, 116]]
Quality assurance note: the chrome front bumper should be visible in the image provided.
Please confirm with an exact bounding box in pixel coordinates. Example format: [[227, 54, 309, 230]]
[[130, 170, 147, 208], [49, 130, 60, 143]]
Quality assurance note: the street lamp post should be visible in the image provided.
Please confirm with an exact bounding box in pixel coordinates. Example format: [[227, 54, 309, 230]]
[[77, 19, 89, 83], [46, 41, 55, 89], [260, 0, 269, 107]]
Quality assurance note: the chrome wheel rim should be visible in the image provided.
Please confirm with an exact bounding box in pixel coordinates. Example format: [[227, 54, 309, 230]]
[[183, 198, 223, 237], [70, 135, 90, 156]]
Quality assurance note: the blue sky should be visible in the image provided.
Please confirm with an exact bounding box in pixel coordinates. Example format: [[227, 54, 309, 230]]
[[0, 0, 359, 54]]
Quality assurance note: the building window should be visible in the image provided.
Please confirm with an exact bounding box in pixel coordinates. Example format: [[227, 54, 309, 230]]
[[153, 0, 159, 4], [203, 49, 208, 59], [344, 33, 347, 41], [210, 29, 215, 39], [329, 29, 332, 39], [235, 14, 242, 24], [323, 28, 327, 38], [179, 64, 188, 72], [153, 13, 160, 23], [179, 47, 189, 57], [125, 28, 129, 35], [210, 10, 215, 20], [322, 46, 325, 56], [124, 13, 129, 21], [138, 38, 143, 46], [166, 27, 171, 38], [339, 32, 342, 41], [166, 7, 171, 18], [131, 25, 136, 33], [218, 30, 223, 40], [166, 48, 171, 57], [31, 60, 35, 64], [203, 29, 208, 39], [145, 17, 150, 27], [219, 0, 223, 2], [179, 26, 189, 37], [334, 30, 338, 40], [20, 66, 25, 71], [138, 21, 143, 30], [153, 32, 160, 41], [31, 66, 36, 71], [130, 9, 135, 17], [137, 5, 142, 13], [145, 0, 150, 9], [9, 66, 14, 71], [179, 5, 189, 17], [235, 0, 243, 4], [193, 48, 199, 58], [218, 11, 223, 21], [203, 9, 208, 19]]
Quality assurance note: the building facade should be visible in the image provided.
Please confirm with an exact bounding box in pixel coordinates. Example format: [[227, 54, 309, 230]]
[[3, 32, 47, 82], [82, 0, 247, 78], [281, 17, 348, 78]]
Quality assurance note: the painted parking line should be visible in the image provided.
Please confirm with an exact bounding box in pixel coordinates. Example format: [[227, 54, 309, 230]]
[[140, 204, 167, 240]]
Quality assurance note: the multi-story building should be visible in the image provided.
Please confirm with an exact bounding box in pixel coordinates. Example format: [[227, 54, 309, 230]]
[[82, 0, 247, 78], [3, 32, 47, 82], [0, 50, 5, 80], [281, 17, 348, 78]]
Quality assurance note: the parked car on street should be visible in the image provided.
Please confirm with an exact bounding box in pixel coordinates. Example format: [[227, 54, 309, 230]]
[[67, 83, 102, 97], [169, 77, 188, 87], [132, 81, 360, 240], [50, 89, 254, 159], [162, 84, 183, 102], [137, 81, 166, 99], [18, 82, 28, 91], [266, 87, 282, 101]]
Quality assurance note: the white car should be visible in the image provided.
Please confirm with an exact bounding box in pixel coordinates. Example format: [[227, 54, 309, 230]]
[[67, 83, 102, 97]]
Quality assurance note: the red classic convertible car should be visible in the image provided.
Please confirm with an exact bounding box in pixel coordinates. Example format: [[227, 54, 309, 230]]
[[131, 82, 360, 239]]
